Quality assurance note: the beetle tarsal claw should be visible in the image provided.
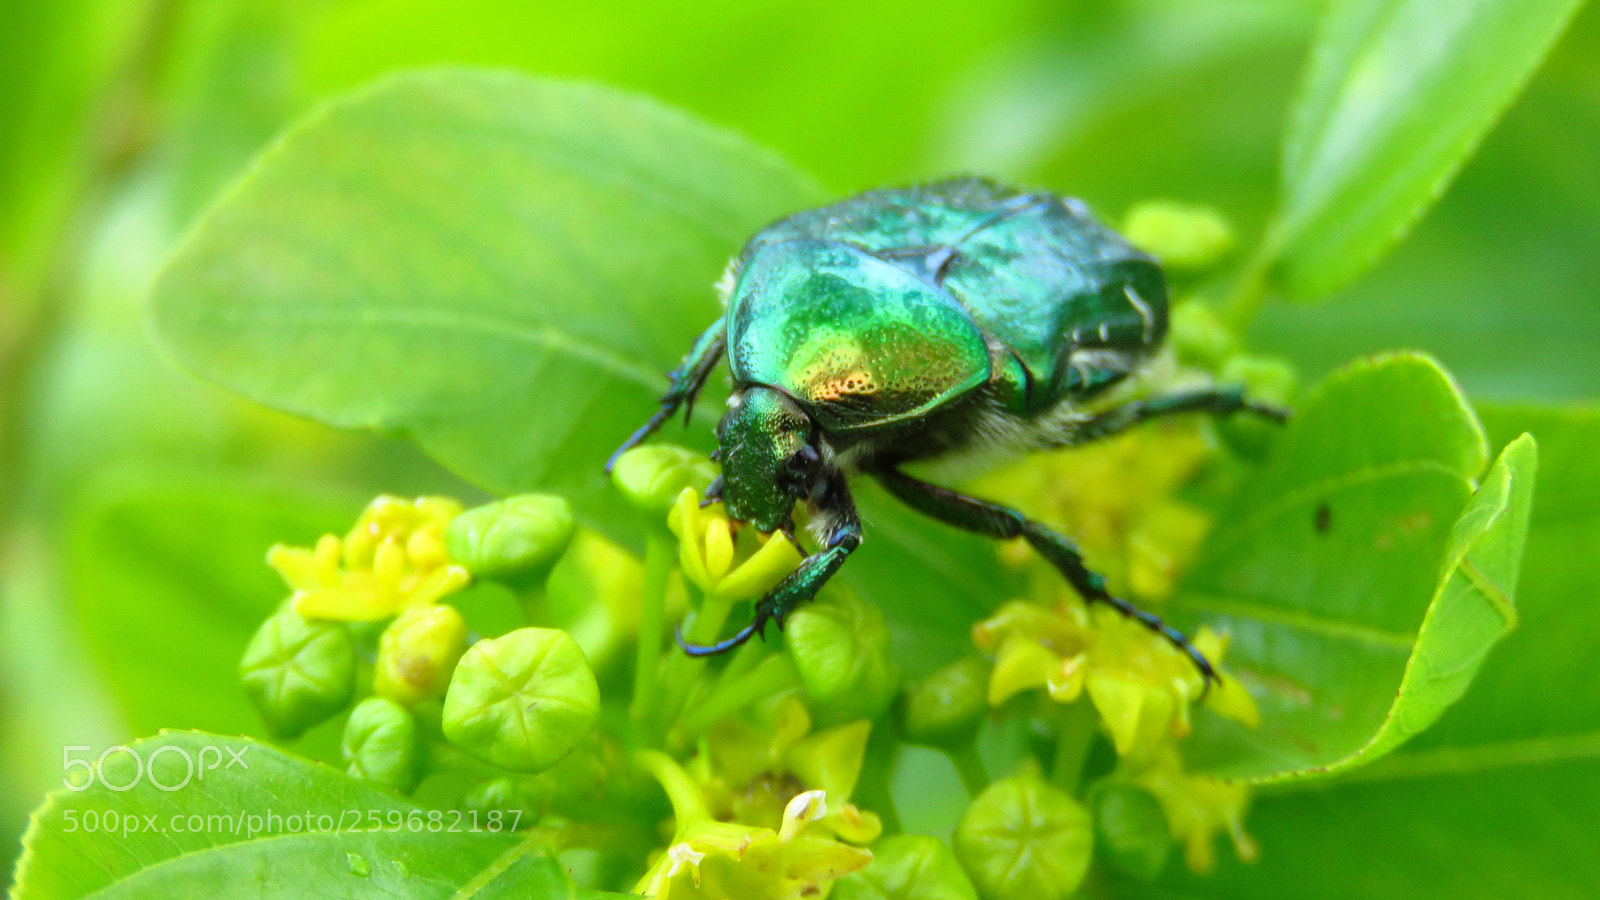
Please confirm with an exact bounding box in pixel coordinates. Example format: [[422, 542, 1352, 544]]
[[675, 619, 762, 656]]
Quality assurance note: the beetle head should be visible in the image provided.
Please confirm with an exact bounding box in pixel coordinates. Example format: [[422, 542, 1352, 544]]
[[716, 385, 823, 532]]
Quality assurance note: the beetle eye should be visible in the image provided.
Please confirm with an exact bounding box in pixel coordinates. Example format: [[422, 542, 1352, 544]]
[[780, 445, 823, 493]]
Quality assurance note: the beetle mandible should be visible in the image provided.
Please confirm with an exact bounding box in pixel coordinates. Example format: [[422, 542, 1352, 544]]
[[607, 177, 1286, 690]]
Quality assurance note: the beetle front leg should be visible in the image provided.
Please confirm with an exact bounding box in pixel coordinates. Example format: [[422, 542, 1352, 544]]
[[605, 316, 727, 473], [874, 467, 1219, 693], [679, 476, 862, 656]]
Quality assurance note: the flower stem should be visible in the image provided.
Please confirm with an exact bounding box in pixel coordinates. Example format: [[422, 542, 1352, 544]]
[[715, 637, 767, 686], [637, 749, 710, 830], [677, 652, 799, 740], [949, 741, 990, 797], [649, 591, 736, 742], [1220, 247, 1272, 331], [1051, 700, 1099, 794], [630, 530, 672, 732], [685, 594, 735, 644], [856, 725, 903, 835]]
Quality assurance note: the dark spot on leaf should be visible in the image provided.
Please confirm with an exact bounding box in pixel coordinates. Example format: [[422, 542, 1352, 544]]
[[1314, 503, 1332, 534]]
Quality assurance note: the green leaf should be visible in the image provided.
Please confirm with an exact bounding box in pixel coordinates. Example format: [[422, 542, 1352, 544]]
[[146, 67, 1007, 677], [1177, 353, 1535, 782], [1342, 431, 1534, 763], [11, 731, 620, 899], [152, 68, 826, 535], [0, 0, 152, 303], [67, 473, 354, 743], [848, 484, 1013, 679], [291, 0, 1058, 191], [1117, 404, 1595, 899], [1267, 0, 1586, 300]]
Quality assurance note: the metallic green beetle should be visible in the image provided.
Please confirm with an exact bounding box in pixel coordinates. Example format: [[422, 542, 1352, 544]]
[[608, 177, 1284, 688]]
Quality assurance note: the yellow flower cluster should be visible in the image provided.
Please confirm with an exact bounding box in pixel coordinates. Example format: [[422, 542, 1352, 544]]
[[636, 743, 873, 900], [667, 488, 803, 603], [975, 598, 1258, 761], [268, 495, 471, 621], [696, 697, 882, 845], [1132, 746, 1258, 874], [639, 789, 871, 900], [968, 415, 1266, 875]]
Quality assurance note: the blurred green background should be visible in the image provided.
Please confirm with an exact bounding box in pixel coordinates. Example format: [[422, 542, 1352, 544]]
[[0, 0, 1595, 888]]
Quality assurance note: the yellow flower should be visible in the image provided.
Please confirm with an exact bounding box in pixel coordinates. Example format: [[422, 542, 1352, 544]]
[[700, 697, 883, 845], [636, 751, 872, 900], [268, 495, 471, 621], [667, 488, 803, 602], [974, 597, 1258, 761], [1130, 746, 1258, 874]]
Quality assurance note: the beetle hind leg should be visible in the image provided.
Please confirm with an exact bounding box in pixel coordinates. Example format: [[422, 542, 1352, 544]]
[[1063, 385, 1288, 447], [874, 467, 1220, 696]]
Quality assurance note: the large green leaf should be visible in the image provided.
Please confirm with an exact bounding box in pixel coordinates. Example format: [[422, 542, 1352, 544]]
[[12, 731, 619, 899], [1115, 403, 1595, 899], [66, 474, 355, 747], [148, 69, 1010, 675], [152, 69, 826, 535], [1266, 0, 1586, 300], [1176, 353, 1535, 781]]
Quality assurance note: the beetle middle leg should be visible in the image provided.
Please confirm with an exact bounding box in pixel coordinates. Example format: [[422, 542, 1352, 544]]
[[1065, 386, 1288, 446], [605, 315, 727, 473], [873, 467, 1219, 693], [678, 472, 862, 656]]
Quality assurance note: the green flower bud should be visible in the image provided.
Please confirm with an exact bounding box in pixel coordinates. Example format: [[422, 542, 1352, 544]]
[[1218, 354, 1297, 459], [610, 443, 717, 513], [342, 697, 419, 793], [786, 588, 900, 725], [898, 655, 992, 748], [373, 603, 469, 706], [1221, 354, 1296, 408], [534, 737, 609, 809], [445, 494, 575, 585], [954, 773, 1093, 900], [1122, 201, 1235, 272], [1168, 300, 1239, 370], [240, 608, 356, 740], [460, 739, 607, 822], [834, 834, 978, 900], [1093, 783, 1170, 883], [461, 776, 541, 822], [442, 627, 600, 773]]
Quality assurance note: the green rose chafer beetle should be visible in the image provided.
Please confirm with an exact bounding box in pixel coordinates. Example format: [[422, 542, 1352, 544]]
[[609, 177, 1285, 688]]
